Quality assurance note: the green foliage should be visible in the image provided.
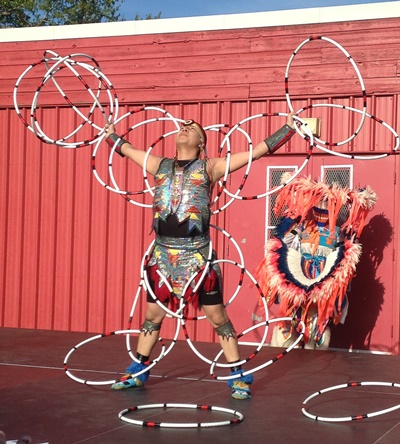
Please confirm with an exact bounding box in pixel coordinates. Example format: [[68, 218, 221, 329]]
[[134, 12, 162, 20], [0, 0, 161, 28]]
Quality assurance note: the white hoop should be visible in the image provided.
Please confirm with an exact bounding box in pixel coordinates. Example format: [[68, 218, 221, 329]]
[[286, 35, 367, 147], [91, 107, 180, 206], [63, 329, 164, 385], [212, 113, 314, 205], [296, 103, 399, 159], [14, 52, 118, 148], [118, 403, 244, 428], [302, 381, 400, 422], [210, 317, 305, 380], [181, 260, 269, 366]]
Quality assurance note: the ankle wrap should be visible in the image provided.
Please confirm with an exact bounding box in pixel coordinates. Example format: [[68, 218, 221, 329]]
[[228, 359, 242, 373], [228, 370, 254, 388]]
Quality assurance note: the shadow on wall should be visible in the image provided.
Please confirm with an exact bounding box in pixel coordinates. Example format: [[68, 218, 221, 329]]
[[330, 214, 393, 352]]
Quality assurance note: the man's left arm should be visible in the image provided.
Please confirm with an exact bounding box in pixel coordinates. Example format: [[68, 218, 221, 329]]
[[210, 114, 296, 183]]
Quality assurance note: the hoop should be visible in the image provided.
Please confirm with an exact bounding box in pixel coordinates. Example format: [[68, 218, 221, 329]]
[[91, 106, 181, 206], [141, 239, 213, 319], [41, 51, 113, 132], [126, 310, 181, 370], [14, 51, 118, 148], [202, 123, 234, 213], [119, 244, 179, 367], [181, 223, 247, 322], [302, 381, 400, 422], [118, 403, 244, 428], [33, 55, 117, 143], [285, 35, 367, 147], [63, 329, 166, 385], [42, 51, 108, 136], [296, 103, 400, 159], [210, 317, 305, 380], [210, 124, 253, 213], [212, 113, 314, 206], [181, 260, 269, 367]]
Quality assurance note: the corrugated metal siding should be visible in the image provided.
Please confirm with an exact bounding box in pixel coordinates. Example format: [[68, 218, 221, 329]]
[[1, 16, 399, 352]]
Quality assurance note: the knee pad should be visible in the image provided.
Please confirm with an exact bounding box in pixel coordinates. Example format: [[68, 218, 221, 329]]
[[141, 320, 162, 335], [214, 320, 237, 340]]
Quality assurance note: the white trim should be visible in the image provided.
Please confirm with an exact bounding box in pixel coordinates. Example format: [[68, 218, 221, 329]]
[[1, 2, 400, 43], [265, 165, 298, 243]]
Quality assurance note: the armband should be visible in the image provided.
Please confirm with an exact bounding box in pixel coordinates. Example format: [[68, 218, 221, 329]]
[[264, 124, 295, 155], [214, 320, 237, 340], [141, 320, 162, 335], [105, 132, 128, 157]]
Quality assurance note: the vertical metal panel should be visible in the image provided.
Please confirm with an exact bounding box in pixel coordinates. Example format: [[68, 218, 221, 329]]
[[36, 122, 58, 330], [4, 110, 28, 328], [0, 110, 10, 327]]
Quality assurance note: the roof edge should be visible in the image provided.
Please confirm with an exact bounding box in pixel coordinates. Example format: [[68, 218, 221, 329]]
[[1, 1, 399, 43]]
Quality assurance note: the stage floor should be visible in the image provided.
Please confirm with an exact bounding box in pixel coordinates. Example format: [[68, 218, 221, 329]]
[[1, 328, 400, 444]]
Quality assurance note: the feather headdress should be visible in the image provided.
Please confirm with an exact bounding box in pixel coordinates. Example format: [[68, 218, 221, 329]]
[[274, 174, 377, 239], [255, 175, 377, 340]]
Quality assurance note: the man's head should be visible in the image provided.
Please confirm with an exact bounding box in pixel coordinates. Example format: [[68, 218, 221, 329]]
[[180, 119, 207, 147]]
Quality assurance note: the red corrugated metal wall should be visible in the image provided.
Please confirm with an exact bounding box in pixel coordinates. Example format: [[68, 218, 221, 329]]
[[1, 17, 399, 353]]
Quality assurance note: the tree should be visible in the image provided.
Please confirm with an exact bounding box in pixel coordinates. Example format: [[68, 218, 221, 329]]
[[0, 0, 161, 28], [134, 12, 162, 20]]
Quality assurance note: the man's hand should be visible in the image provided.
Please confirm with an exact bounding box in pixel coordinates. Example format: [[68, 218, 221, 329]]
[[287, 113, 295, 129], [105, 123, 115, 138]]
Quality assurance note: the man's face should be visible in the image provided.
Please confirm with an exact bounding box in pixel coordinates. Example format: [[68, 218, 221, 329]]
[[178, 123, 202, 147]]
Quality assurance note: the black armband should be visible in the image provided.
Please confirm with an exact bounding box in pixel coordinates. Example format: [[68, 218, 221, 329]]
[[264, 124, 296, 155], [105, 132, 128, 157]]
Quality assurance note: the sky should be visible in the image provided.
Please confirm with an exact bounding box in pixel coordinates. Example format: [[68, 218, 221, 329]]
[[119, 0, 397, 20]]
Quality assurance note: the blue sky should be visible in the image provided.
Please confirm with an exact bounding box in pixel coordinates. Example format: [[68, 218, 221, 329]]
[[120, 0, 396, 20]]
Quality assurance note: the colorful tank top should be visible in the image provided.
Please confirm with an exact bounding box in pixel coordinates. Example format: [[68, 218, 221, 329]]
[[152, 158, 211, 235]]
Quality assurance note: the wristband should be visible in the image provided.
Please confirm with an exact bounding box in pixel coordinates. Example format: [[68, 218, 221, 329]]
[[264, 124, 295, 155], [105, 132, 128, 157]]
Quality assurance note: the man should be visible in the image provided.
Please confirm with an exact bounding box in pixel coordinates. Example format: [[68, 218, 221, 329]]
[[270, 199, 342, 349], [105, 114, 295, 399]]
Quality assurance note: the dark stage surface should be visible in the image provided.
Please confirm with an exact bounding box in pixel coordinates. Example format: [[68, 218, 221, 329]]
[[1, 328, 400, 443]]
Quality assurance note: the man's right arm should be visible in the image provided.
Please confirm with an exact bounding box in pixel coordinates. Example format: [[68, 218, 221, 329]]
[[105, 124, 162, 175]]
